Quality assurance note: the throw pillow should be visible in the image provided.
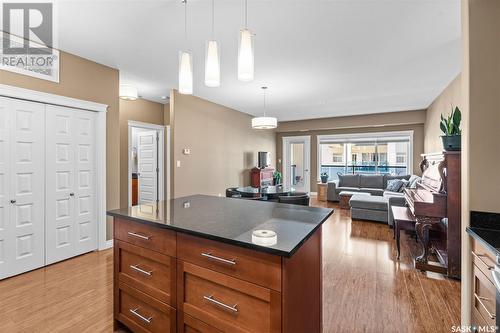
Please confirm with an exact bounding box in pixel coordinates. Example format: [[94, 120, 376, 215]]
[[408, 175, 421, 189], [386, 179, 404, 192], [398, 179, 410, 192]]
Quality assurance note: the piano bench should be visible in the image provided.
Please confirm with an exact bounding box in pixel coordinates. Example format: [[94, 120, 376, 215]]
[[392, 206, 416, 260]]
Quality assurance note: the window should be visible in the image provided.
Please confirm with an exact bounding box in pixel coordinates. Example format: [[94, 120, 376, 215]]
[[318, 131, 412, 180]]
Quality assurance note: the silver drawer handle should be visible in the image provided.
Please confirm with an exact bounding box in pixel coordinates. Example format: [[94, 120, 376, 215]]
[[474, 293, 496, 320], [201, 252, 236, 265], [471, 251, 495, 270], [130, 264, 153, 276], [127, 231, 151, 241], [129, 308, 153, 323], [203, 295, 238, 313]]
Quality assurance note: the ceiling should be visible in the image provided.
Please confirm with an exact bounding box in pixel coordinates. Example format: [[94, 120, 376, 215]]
[[56, 0, 461, 121]]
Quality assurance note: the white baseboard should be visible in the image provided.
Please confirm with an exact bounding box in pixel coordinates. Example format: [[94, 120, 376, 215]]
[[99, 239, 113, 250], [309, 192, 318, 197]]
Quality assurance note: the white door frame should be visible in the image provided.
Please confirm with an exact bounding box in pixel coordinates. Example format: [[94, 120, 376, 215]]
[[127, 120, 168, 207], [282, 135, 311, 193], [0, 84, 109, 251]]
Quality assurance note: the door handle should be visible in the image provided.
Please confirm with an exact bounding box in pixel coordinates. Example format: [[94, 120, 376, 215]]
[[10, 199, 16, 204], [69, 193, 75, 197]]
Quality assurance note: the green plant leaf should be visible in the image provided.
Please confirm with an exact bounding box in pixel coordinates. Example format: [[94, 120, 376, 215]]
[[440, 121, 448, 135], [453, 107, 461, 129]]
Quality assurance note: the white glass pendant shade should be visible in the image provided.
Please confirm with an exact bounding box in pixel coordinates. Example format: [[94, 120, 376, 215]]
[[251, 116, 277, 129], [205, 40, 220, 87], [179, 51, 193, 95], [238, 29, 254, 82], [119, 85, 138, 100]]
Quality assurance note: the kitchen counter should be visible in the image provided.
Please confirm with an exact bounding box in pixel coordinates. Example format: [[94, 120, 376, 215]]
[[108, 194, 333, 333], [466, 211, 500, 258], [107, 194, 333, 257]]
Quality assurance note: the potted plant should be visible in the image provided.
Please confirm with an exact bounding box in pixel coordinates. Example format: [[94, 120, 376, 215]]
[[440, 106, 462, 151], [320, 172, 329, 183]]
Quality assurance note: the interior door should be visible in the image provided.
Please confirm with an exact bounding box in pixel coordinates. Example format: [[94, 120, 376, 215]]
[[283, 136, 311, 193], [45, 105, 97, 264], [0, 98, 11, 279], [137, 130, 158, 204], [8, 99, 45, 277], [73, 110, 97, 256]]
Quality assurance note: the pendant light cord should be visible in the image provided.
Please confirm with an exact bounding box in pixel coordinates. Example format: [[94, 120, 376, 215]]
[[262, 87, 267, 117], [244, 0, 248, 29], [211, 0, 215, 38], [184, 0, 188, 42]]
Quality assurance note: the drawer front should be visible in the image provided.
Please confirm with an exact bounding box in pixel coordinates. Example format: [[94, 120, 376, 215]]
[[177, 261, 281, 333], [472, 239, 497, 283], [116, 240, 176, 306], [117, 282, 176, 333], [178, 312, 222, 333], [472, 264, 497, 327], [115, 218, 176, 256], [177, 233, 281, 291]]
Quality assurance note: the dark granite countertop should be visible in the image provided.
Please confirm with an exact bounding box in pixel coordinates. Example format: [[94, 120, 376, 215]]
[[107, 194, 333, 257], [466, 211, 500, 259]]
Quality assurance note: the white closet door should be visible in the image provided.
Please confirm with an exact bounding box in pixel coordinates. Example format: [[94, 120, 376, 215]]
[[73, 110, 97, 255], [137, 131, 158, 204], [0, 98, 11, 279], [46, 106, 97, 264], [45, 105, 76, 264], [8, 99, 45, 277]]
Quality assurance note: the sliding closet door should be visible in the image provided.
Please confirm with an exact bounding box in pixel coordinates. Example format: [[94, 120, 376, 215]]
[[0, 98, 11, 279], [5, 98, 45, 277], [46, 106, 97, 264], [73, 110, 97, 255], [45, 106, 76, 264]]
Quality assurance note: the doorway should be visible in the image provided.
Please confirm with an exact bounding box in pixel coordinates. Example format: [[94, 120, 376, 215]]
[[282, 136, 311, 193], [128, 121, 167, 206]]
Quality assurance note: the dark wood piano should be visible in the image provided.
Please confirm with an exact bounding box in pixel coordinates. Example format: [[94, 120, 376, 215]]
[[404, 151, 461, 279]]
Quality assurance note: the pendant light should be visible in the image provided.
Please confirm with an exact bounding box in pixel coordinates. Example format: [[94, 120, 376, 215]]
[[205, 0, 220, 87], [179, 0, 193, 95], [238, 0, 254, 82], [252, 87, 277, 129]]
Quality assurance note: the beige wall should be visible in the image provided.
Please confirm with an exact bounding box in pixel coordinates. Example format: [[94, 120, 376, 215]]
[[119, 98, 165, 207], [425, 75, 462, 153], [171, 90, 276, 198], [276, 110, 426, 192], [0, 51, 119, 240]]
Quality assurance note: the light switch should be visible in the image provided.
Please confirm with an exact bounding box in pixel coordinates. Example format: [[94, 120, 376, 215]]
[[183, 148, 191, 155], [176, 160, 181, 167]]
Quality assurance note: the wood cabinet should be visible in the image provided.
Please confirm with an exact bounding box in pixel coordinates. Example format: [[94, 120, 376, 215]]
[[470, 238, 497, 330], [113, 217, 323, 333], [317, 183, 327, 202]]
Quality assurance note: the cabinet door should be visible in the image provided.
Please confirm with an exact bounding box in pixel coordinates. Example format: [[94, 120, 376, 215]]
[[0, 97, 12, 279], [8, 99, 45, 277], [45, 106, 97, 264]]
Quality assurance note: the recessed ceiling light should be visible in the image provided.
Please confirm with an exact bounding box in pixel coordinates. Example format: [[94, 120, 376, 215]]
[[161, 96, 168, 100]]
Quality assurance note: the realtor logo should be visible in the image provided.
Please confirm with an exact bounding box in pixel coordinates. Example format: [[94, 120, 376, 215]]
[[0, 1, 59, 82], [2, 2, 53, 54]]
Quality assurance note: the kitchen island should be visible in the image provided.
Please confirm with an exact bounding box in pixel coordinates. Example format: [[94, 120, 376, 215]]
[[107, 195, 333, 333]]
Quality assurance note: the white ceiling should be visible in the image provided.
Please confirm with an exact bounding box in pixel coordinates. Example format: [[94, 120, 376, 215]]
[[56, 0, 461, 121]]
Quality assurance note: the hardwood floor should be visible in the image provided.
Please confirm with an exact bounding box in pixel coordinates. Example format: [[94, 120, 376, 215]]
[[0, 199, 460, 332]]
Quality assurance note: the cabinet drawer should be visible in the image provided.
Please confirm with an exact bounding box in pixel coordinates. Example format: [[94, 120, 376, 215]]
[[472, 264, 497, 327], [472, 239, 497, 283], [115, 218, 176, 256], [117, 282, 176, 333], [116, 240, 176, 306], [178, 312, 222, 333], [177, 261, 281, 333], [177, 233, 281, 291]]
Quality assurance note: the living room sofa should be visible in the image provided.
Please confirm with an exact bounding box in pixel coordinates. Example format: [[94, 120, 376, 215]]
[[327, 174, 419, 225]]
